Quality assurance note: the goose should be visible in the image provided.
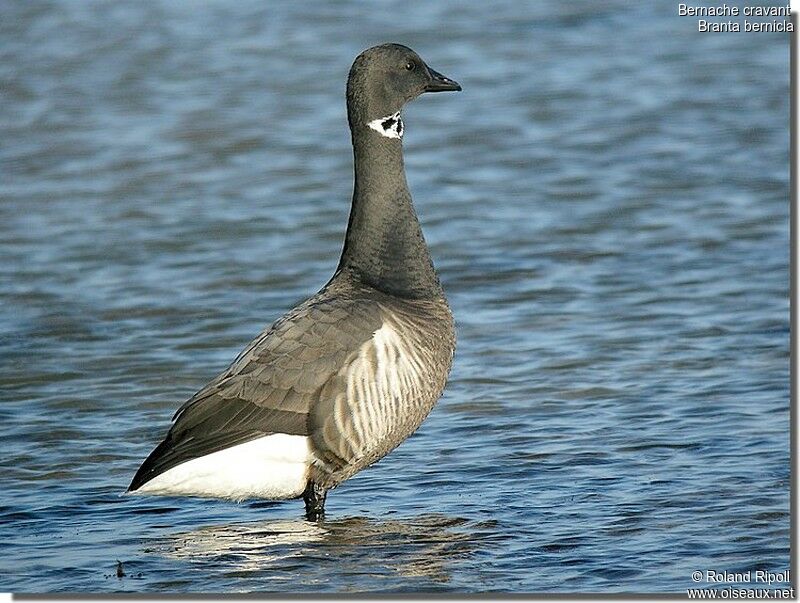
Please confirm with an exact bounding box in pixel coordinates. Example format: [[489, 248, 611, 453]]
[[128, 43, 461, 520]]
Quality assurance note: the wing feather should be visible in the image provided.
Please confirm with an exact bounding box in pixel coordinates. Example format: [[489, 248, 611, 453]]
[[130, 284, 453, 494], [129, 295, 382, 491]]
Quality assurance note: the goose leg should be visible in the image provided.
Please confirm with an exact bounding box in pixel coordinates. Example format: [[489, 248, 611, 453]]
[[303, 481, 327, 521]]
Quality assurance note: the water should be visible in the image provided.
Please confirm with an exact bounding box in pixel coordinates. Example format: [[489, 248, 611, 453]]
[[0, 0, 790, 594]]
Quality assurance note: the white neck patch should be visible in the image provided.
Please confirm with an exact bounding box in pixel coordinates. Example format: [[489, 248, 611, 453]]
[[367, 112, 403, 139]]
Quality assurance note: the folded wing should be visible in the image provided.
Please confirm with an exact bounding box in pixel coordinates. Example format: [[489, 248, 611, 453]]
[[128, 295, 382, 491]]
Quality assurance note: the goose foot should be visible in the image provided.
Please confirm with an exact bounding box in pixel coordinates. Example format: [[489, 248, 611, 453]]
[[303, 481, 327, 521]]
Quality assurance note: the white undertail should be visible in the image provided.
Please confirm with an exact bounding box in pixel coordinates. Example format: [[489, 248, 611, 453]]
[[132, 434, 311, 501]]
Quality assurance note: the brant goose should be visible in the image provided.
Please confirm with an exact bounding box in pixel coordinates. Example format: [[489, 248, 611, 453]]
[[129, 44, 461, 520]]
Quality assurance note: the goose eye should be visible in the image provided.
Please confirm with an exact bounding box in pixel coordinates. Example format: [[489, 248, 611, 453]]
[[405, 61, 415, 71]]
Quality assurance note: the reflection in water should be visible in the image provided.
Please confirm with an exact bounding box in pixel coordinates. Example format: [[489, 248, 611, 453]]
[[157, 518, 326, 570], [150, 514, 491, 586]]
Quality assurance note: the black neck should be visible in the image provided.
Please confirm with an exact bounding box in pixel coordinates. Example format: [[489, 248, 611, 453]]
[[336, 126, 442, 299]]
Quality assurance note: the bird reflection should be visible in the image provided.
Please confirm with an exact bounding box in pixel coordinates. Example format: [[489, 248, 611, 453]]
[[150, 513, 487, 586]]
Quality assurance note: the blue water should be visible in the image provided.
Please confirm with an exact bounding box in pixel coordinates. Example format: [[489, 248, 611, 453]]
[[0, 0, 790, 594]]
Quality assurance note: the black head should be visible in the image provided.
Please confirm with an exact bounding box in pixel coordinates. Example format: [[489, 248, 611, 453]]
[[346, 43, 461, 135]]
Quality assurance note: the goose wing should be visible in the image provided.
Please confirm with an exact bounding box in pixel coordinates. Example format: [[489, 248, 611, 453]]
[[129, 296, 382, 491]]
